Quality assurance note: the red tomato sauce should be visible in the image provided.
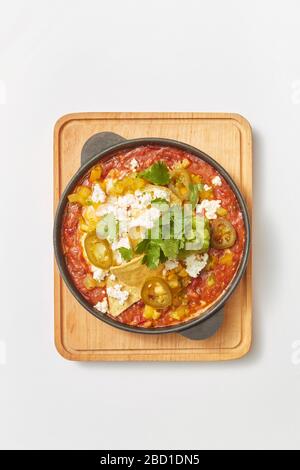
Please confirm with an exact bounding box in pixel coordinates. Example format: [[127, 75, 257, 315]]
[[61, 145, 246, 327]]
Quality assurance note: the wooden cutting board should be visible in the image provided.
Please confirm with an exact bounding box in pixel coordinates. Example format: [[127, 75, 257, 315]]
[[54, 112, 252, 361]]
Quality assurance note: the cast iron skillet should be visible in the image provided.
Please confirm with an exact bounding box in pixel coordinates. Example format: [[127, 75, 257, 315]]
[[53, 132, 250, 340]]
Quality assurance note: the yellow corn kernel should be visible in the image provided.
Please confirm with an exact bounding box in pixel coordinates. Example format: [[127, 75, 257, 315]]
[[143, 305, 161, 320], [205, 255, 218, 271], [109, 180, 124, 195], [178, 268, 188, 278], [179, 185, 188, 197], [68, 193, 86, 205], [83, 275, 98, 290], [99, 181, 106, 191], [216, 207, 228, 217], [200, 189, 214, 200], [171, 306, 188, 321], [83, 206, 98, 223], [79, 222, 90, 232], [207, 273, 216, 287], [90, 165, 102, 182], [167, 272, 177, 280], [132, 177, 147, 190], [191, 174, 202, 184], [168, 278, 180, 289], [219, 250, 233, 266], [76, 185, 92, 199]]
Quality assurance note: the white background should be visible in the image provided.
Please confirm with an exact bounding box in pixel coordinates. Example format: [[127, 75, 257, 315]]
[[0, 0, 300, 450]]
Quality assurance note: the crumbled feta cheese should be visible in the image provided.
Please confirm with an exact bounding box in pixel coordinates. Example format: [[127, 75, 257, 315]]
[[111, 237, 131, 264], [196, 199, 221, 220], [165, 260, 179, 271], [203, 184, 212, 191], [96, 202, 114, 217], [94, 298, 109, 313], [112, 237, 131, 251], [108, 191, 152, 213], [130, 158, 139, 171], [129, 207, 161, 230], [109, 274, 116, 281], [116, 193, 136, 209], [105, 178, 115, 194], [92, 268, 107, 282], [151, 188, 170, 201], [114, 251, 123, 265], [132, 191, 152, 209], [91, 183, 106, 203], [96, 201, 128, 223], [107, 284, 129, 305], [185, 253, 209, 278], [212, 175, 222, 186]]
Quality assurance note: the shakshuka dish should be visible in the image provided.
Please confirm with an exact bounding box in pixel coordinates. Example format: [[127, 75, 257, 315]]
[[62, 145, 245, 328]]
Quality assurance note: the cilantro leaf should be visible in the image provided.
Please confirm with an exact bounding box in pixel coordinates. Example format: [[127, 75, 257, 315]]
[[158, 239, 180, 259], [118, 247, 133, 262], [141, 243, 161, 269], [139, 161, 171, 185], [137, 238, 180, 269], [136, 239, 150, 254]]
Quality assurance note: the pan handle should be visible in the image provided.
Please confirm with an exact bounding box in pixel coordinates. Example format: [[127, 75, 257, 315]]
[[81, 132, 126, 165], [179, 308, 224, 340]]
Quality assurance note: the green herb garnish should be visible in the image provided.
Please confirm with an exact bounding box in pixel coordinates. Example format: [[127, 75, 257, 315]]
[[141, 243, 161, 269], [139, 161, 171, 185], [118, 247, 133, 262]]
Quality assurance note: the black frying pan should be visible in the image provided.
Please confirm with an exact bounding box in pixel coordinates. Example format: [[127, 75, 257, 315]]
[[53, 132, 250, 340]]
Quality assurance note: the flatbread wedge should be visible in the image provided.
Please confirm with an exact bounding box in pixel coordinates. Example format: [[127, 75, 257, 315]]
[[108, 255, 163, 317]]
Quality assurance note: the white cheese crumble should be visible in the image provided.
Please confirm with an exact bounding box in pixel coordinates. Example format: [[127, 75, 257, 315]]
[[132, 191, 152, 209], [107, 284, 129, 305], [185, 253, 209, 278], [196, 199, 221, 220], [128, 207, 161, 230], [203, 184, 212, 191], [109, 274, 116, 281], [151, 188, 170, 201], [94, 298, 109, 313], [212, 175, 222, 186], [105, 178, 115, 194], [92, 268, 107, 282], [111, 237, 131, 265], [111, 236, 131, 251], [165, 259, 179, 271], [91, 183, 106, 203], [130, 158, 139, 171]]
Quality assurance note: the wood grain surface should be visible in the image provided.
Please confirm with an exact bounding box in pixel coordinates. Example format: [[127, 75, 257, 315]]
[[54, 112, 252, 361]]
